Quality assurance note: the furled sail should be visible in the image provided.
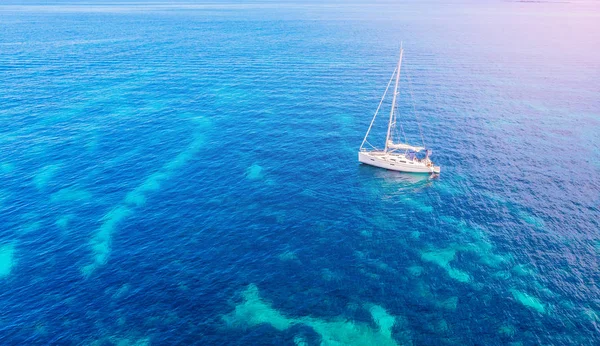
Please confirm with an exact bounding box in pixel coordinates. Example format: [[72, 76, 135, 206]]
[[386, 140, 425, 152]]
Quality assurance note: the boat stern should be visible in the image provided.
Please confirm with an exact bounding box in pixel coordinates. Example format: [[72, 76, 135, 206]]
[[432, 165, 441, 174]]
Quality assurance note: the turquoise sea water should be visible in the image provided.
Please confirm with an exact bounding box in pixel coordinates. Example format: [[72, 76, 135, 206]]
[[1, 1, 599, 344]]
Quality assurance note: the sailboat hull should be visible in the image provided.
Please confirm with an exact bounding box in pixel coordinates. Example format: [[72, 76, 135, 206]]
[[358, 151, 440, 174]]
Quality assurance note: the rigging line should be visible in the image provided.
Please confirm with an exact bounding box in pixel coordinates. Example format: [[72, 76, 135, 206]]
[[394, 100, 408, 145], [364, 139, 378, 150], [405, 66, 426, 149], [360, 68, 397, 150]]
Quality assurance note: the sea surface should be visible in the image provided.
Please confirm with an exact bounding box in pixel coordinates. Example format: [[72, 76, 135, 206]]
[[1, 1, 599, 345]]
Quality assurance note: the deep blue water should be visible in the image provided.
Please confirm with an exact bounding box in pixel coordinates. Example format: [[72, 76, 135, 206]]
[[1, 1, 599, 345]]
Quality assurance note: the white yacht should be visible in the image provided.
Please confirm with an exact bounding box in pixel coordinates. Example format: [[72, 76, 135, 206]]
[[358, 45, 440, 174]]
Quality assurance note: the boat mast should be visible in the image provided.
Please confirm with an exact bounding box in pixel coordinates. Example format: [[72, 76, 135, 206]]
[[384, 44, 403, 153]]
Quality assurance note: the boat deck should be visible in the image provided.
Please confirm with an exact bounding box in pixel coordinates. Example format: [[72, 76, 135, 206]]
[[359, 150, 440, 174]]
